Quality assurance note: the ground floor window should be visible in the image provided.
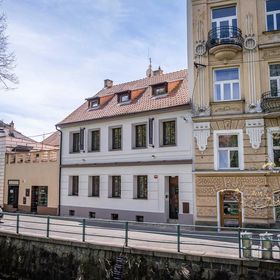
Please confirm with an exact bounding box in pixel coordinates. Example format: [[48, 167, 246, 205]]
[[38, 186, 48, 206], [137, 175, 148, 199]]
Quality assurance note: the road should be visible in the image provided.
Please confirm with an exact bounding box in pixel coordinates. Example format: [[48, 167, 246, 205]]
[[0, 214, 279, 260]]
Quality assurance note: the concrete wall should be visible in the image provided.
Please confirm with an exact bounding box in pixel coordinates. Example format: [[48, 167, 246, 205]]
[[0, 232, 279, 280]]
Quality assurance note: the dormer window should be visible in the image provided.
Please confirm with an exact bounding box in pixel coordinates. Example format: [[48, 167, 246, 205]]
[[117, 91, 131, 104], [152, 83, 168, 96], [89, 97, 100, 109]]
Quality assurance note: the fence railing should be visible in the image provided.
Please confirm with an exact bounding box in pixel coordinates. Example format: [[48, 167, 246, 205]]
[[0, 212, 279, 260]]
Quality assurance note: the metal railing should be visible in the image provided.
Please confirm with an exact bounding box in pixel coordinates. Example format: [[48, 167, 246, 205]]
[[0, 212, 279, 260], [261, 90, 280, 113], [207, 26, 244, 49]]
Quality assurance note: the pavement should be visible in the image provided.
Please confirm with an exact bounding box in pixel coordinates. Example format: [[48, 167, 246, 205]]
[[0, 213, 279, 260]]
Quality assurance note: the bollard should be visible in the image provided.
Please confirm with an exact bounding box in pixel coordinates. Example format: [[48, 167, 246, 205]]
[[259, 232, 274, 260], [241, 232, 252, 258]]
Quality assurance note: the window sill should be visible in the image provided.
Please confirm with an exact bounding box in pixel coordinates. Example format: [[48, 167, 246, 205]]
[[133, 198, 148, 200], [69, 152, 80, 154], [68, 194, 79, 196], [109, 197, 121, 199], [211, 99, 244, 104], [263, 30, 280, 35], [132, 146, 148, 150], [160, 144, 177, 147], [109, 149, 122, 152], [88, 195, 100, 198], [152, 93, 168, 99], [88, 150, 100, 153]]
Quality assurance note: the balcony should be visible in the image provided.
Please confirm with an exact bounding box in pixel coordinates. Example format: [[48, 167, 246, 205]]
[[207, 26, 244, 61], [261, 90, 280, 113]]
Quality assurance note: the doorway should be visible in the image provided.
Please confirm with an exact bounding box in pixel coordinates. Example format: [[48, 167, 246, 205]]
[[220, 190, 242, 227], [8, 185, 19, 209], [31, 186, 39, 213], [169, 176, 179, 220]]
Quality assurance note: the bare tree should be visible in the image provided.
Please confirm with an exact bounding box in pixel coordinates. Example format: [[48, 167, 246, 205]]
[[0, 11, 18, 89]]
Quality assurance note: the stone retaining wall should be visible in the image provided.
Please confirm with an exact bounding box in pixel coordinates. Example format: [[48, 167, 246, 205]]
[[0, 232, 279, 280]]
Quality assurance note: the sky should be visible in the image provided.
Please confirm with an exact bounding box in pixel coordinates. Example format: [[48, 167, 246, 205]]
[[0, 0, 187, 141]]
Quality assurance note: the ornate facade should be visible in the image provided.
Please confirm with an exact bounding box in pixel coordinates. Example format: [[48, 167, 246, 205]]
[[187, 0, 280, 227]]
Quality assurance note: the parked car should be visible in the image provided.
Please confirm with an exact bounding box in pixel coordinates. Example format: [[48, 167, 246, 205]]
[[0, 207, 3, 221]]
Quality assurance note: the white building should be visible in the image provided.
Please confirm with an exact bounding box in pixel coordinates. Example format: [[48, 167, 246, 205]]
[[57, 69, 194, 223]]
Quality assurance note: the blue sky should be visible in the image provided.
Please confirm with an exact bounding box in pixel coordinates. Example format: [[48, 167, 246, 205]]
[[0, 0, 187, 140]]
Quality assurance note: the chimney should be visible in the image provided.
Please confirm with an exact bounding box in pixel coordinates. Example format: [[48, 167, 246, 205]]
[[104, 79, 113, 88], [153, 66, 163, 76], [9, 121, 14, 130]]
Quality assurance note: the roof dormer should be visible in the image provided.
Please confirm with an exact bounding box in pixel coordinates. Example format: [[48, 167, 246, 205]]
[[88, 97, 100, 109], [117, 91, 131, 104], [152, 82, 168, 97]]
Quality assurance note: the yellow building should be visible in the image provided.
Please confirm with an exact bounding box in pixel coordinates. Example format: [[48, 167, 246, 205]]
[[4, 137, 60, 216], [188, 0, 280, 227]]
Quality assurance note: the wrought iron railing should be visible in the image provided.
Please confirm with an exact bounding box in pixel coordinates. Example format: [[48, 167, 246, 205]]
[[207, 26, 244, 49], [0, 212, 280, 260], [261, 90, 280, 113]]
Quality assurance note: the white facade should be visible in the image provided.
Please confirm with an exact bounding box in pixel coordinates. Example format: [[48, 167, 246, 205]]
[[60, 109, 194, 223]]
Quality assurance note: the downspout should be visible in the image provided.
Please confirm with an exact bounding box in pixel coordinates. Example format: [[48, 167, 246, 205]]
[[55, 125, 62, 216]]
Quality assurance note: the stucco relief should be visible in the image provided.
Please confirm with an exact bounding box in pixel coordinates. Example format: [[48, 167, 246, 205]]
[[244, 207, 273, 219], [193, 122, 210, 152], [245, 119, 264, 149], [196, 196, 216, 207]]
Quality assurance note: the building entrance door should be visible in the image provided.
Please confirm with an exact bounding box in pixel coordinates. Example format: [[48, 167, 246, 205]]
[[8, 185, 19, 208], [220, 191, 242, 227], [169, 176, 179, 220], [31, 186, 39, 213]]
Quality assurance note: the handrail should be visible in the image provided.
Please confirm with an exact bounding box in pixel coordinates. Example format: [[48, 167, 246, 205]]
[[207, 26, 244, 49], [0, 212, 279, 260], [261, 90, 280, 113]]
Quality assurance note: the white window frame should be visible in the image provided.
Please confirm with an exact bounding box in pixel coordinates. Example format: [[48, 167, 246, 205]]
[[88, 128, 100, 152], [266, 0, 280, 31], [213, 68, 240, 101], [211, 6, 237, 37], [269, 64, 280, 96], [267, 127, 280, 168], [214, 129, 244, 171]]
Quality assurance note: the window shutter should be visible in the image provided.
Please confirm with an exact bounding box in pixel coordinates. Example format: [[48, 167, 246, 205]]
[[80, 128, 85, 151], [149, 118, 154, 146]]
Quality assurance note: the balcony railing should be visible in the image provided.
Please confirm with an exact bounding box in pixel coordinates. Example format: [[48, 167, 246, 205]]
[[207, 26, 244, 49], [261, 90, 280, 113]]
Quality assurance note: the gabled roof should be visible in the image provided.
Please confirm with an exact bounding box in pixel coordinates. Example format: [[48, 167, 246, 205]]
[[58, 69, 189, 126], [42, 131, 60, 147]]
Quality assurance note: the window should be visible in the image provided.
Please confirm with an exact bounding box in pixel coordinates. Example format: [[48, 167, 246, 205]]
[[89, 176, 100, 197], [214, 131, 244, 170], [269, 64, 280, 96], [135, 124, 147, 148], [90, 99, 99, 109], [136, 216, 144, 222], [214, 68, 240, 101], [118, 92, 131, 103], [89, 130, 100, 152], [111, 127, 122, 150], [69, 210, 75, 216], [266, 0, 280, 31], [89, 212, 96, 218], [71, 132, 80, 153], [268, 128, 280, 168], [69, 176, 79, 196], [136, 175, 148, 199], [111, 213, 119, 220], [111, 176, 121, 198], [212, 6, 237, 38], [152, 83, 167, 96], [38, 186, 48, 206], [162, 120, 176, 146]]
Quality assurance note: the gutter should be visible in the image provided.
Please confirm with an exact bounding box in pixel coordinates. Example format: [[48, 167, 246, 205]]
[[55, 125, 62, 216]]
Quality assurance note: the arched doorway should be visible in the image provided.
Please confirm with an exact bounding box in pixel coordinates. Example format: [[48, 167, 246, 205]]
[[219, 190, 242, 227], [273, 191, 280, 223]]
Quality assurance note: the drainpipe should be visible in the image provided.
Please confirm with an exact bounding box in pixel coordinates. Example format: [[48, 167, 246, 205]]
[[55, 125, 62, 216]]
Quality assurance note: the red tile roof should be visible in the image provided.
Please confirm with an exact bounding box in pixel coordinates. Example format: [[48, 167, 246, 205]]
[[58, 69, 189, 126], [42, 131, 60, 147]]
